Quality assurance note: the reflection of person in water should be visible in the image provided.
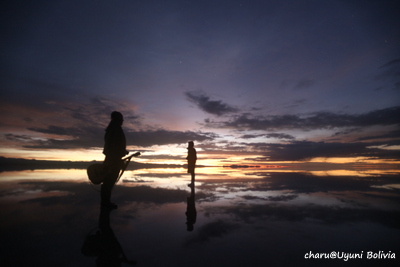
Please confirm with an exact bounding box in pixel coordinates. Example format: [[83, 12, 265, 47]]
[[185, 183, 197, 231], [81, 208, 137, 266], [186, 141, 197, 186], [101, 111, 128, 209]]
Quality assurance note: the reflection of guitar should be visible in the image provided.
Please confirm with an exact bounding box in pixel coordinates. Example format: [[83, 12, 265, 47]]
[[81, 207, 137, 265], [87, 152, 141, 185]]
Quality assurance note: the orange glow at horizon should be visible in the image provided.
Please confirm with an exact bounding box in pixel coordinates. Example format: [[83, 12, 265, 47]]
[[308, 156, 400, 165], [1, 147, 399, 173], [307, 169, 400, 177]]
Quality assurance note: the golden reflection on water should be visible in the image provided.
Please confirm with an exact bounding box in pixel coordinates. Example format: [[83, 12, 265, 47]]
[[307, 169, 400, 177], [371, 184, 400, 190], [0, 169, 88, 182], [1, 163, 399, 185]]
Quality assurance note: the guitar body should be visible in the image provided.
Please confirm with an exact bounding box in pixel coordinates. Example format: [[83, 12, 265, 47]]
[[87, 163, 108, 185]]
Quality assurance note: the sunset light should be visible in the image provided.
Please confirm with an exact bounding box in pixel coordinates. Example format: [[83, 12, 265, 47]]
[[1, 0, 399, 167]]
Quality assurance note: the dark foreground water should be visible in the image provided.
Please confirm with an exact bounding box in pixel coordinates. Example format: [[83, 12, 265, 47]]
[[0, 167, 399, 266]]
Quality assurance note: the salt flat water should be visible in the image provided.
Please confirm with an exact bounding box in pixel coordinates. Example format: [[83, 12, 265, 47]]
[[0, 167, 399, 266]]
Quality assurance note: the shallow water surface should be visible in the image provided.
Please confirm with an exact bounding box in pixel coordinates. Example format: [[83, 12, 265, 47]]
[[0, 167, 399, 266]]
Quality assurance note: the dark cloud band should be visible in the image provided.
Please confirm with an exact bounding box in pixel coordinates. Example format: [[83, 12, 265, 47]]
[[208, 106, 400, 130]]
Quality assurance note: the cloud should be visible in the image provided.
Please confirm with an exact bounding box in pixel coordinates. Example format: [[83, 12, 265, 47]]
[[184, 134, 399, 161], [248, 140, 400, 161], [280, 78, 315, 90], [265, 133, 295, 140], [222, 201, 400, 229], [198, 172, 400, 228], [62, 96, 142, 129], [331, 127, 363, 138], [379, 58, 400, 68], [27, 125, 86, 136], [184, 220, 239, 246], [185, 91, 238, 116], [2, 95, 217, 150], [250, 172, 382, 194], [376, 58, 400, 90], [355, 130, 400, 141], [207, 106, 400, 131], [240, 133, 295, 140], [240, 134, 264, 139], [294, 79, 315, 89], [21, 127, 216, 149], [15, 181, 214, 206], [241, 194, 298, 202], [4, 134, 35, 143], [126, 129, 216, 147]]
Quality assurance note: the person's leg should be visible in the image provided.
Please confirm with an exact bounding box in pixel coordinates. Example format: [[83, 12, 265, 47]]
[[187, 166, 195, 187], [101, 166, 119, 208], [191, 171, 195, 184]]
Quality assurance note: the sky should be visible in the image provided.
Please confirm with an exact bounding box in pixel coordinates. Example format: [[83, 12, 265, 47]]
[[1, 0, 399, 165]]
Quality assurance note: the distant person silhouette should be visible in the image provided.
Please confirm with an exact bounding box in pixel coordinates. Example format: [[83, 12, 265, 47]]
[[101, 111, 128, 209], [186, 141, 197, 186], [185, 183, 197, 231]]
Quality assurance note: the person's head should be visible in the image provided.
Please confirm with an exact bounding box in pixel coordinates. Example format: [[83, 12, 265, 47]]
[[188, 141, 194, 148], [111, 111, 123, 125]]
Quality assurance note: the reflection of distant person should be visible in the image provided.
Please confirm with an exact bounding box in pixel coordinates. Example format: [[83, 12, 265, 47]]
[[186, 141, 197, 186], [81, 207, 137, 266], [185, 183, 197, 231], [102, 111, 128, 209]]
